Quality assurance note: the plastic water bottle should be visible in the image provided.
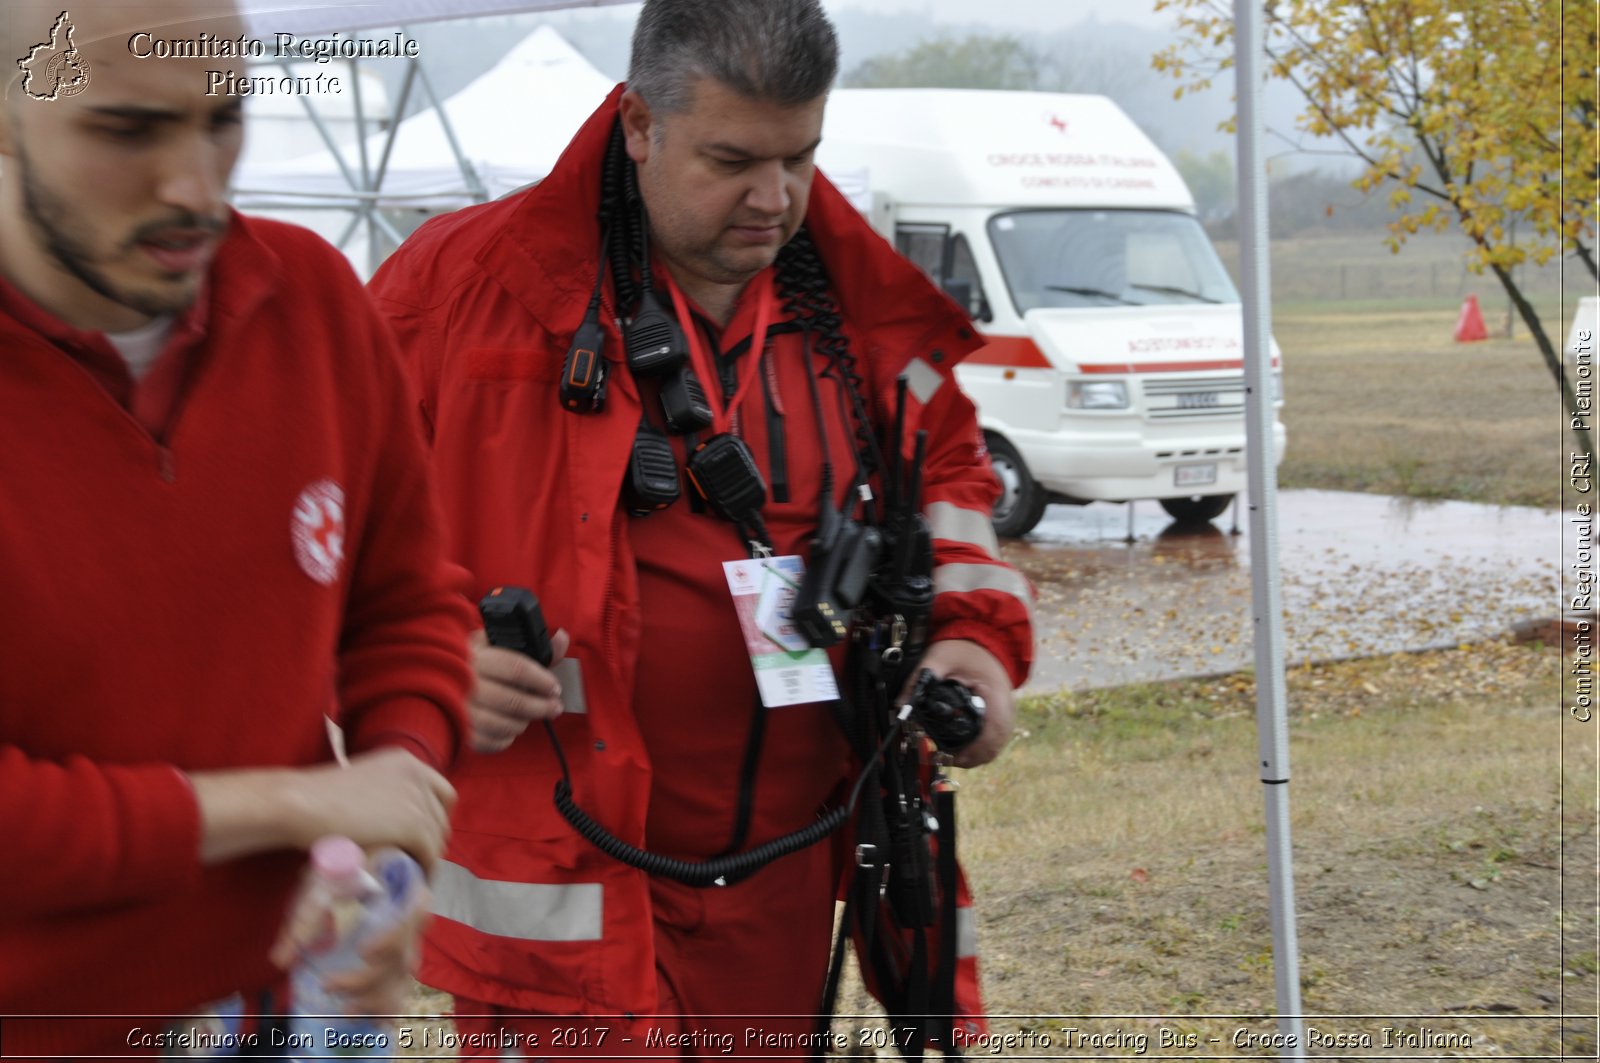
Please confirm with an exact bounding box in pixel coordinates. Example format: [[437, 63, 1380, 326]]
[[288, 837, 423, 1059]]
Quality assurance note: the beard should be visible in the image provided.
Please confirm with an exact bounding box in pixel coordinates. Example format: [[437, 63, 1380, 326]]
[[15, 143, 223, 319]]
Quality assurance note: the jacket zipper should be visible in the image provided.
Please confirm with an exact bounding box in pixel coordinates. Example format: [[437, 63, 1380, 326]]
[[48, 344, 180, 482]]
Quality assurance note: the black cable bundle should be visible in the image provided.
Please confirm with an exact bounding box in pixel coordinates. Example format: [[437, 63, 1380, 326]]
[[596, 121, 687, 377], [774, 229, 884, 511], [599, 120, 641, 318]]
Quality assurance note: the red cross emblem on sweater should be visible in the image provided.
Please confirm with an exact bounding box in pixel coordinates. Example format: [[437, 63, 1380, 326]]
[[291, 479, 346, 586]]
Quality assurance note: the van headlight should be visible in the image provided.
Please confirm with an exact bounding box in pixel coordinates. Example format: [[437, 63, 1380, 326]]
[[1068, 380, 1130, 410]]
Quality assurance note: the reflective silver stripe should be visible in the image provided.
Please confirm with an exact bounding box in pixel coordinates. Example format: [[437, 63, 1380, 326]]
[[934, 563, 1034, 622], [904, 358, 943, 405], [431, 861, 603, 942], [926, 501, 1000, 559], [957, 906, 977, 959]]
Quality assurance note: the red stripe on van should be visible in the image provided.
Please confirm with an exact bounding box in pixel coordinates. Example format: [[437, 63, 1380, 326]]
[[962, 342, 1282, 375], [1079, 358, 1281, 374], [963, 336, 1053, 369]]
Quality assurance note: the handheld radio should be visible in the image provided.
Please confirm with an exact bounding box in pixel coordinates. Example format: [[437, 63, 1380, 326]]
[[478, 586, 553, 667]]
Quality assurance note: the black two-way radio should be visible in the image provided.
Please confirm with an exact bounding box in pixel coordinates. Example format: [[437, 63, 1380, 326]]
[[791, 493, 881, 648], [478, 586, 554, 666], [624, 424, 682, 514], [660, 364, 714, 434], [685, 434, 768, 531]]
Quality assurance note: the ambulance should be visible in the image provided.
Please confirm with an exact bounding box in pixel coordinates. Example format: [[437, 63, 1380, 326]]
[[818, 89, 1286, 536]]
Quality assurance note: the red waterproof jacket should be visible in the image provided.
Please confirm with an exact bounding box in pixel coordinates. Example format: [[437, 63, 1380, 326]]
[[369, 87, 1034, 1015]]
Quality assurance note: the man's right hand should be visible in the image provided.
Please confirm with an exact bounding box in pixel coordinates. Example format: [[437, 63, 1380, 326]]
[[468, 627, 571, 754], [282, 749, 456, 866]]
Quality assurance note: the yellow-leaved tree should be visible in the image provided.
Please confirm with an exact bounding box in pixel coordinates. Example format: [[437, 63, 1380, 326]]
[[1153, 0, 1597, 451]]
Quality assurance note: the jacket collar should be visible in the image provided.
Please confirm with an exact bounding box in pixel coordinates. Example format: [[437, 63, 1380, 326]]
[[476, 84, 982, 366]]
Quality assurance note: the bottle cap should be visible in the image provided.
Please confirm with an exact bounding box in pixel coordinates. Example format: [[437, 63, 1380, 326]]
[[309, 835, 368, 893]]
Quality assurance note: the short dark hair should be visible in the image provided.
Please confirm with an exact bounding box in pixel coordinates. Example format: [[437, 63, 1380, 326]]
[[627, 0, 839, 115]]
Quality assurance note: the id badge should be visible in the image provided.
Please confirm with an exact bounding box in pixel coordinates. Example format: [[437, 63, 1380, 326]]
[[723, 555, 841, 708]]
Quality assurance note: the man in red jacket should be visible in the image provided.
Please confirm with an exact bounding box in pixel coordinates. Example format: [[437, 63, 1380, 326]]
[[0, 2, 473, 1055], [370, 0, 1033, 1051]]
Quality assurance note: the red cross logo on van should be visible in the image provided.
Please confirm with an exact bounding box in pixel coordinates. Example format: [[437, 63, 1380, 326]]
[[1048, 114, 1068, 134], [291, 478, 345, 586]]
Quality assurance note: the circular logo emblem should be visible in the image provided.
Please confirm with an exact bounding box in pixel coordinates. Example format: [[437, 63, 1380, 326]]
[[291, 479, 346, 586], [44, 50, 90, 98]]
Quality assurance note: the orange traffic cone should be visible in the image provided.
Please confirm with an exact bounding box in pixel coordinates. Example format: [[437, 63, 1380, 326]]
[[1454, 294, 1489, 342]]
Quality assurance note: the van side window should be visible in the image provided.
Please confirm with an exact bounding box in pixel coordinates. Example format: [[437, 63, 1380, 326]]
[[895, 225, 948, 280], [895, 224, 992, 322], [946, 234, 990, 321]]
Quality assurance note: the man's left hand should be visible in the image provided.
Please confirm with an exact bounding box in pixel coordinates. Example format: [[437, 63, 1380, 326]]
[[906, 639, 1016, 769]]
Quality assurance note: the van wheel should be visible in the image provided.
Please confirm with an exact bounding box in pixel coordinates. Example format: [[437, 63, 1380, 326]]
[[986, 434, 1048, 538], [1159, 493, 1235, 525]]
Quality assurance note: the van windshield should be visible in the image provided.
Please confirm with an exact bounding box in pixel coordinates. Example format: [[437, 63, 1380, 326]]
[[987, 209, 1239, 315]]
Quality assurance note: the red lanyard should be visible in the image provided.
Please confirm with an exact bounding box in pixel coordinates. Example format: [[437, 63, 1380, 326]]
[[664, 269, 777, 437]]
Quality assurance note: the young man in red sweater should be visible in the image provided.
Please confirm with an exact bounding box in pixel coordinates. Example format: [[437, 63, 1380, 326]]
[[0, 1, 473, 1054]]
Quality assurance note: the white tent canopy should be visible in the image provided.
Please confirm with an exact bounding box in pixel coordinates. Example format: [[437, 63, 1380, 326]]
[[232, 25, 616, 211]]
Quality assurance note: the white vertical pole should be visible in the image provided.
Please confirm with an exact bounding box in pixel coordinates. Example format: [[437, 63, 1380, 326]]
[[1233, 1, 1305, 1056]]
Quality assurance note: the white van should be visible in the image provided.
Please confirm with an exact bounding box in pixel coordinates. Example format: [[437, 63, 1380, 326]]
[[818, 89, 1286, 536]]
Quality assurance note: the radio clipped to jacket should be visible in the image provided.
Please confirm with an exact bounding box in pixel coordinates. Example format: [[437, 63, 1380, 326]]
[[560, 317, 609, 414], [792, 490, 880, 648], [624, 423, 681, 515], [685, 433, 767, 532]]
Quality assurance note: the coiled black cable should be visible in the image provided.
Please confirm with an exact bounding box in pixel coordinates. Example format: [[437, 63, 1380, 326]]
[[775, 229, 885, 520], [545, 709, 909, 888], [600, 119, 641, 318]]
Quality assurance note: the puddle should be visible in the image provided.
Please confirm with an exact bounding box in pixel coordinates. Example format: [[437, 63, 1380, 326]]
[[1010, 490, 1561, 693]]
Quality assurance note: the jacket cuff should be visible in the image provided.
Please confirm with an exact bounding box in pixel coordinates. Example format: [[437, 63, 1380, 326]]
[[125, 764, 206, 895], [931, 620, 1030, 689], [346, 697, 460, 773]]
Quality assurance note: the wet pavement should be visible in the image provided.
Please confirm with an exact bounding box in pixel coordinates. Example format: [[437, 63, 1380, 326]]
[[1008, 489, 1561, 693]]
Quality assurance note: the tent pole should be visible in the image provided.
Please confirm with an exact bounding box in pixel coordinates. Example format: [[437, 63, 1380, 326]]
[[1233, 1, 1305, 1057], [349, 60, 381, 275], [414, 58, 489, 203], [279, 57, 361, 192], [373, 48, 421, 191]]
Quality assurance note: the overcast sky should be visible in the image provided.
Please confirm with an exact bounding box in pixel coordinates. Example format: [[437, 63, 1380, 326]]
[[824, 0, 1173, 31], [546, 1, 1174, 32]]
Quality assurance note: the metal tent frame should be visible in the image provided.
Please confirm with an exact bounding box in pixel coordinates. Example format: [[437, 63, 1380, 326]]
[[231, 1, 633, 271], [1234, 1, 1306, 1056]]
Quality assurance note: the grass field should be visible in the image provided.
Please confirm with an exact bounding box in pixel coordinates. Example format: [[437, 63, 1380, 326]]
[[835, 639, 1595, 1059], [1221, 231, 1594, 511], [1271, 303, 1565, 508]]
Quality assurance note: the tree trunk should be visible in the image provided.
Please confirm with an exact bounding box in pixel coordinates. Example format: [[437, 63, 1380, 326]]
[[1487, 261, 1594, 461]]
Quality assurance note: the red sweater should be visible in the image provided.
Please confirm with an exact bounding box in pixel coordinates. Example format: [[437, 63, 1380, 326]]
[[0, 214, 472, 1055]]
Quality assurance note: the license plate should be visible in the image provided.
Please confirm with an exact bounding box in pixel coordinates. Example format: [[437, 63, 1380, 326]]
[[1175, 463, 1218, 488]]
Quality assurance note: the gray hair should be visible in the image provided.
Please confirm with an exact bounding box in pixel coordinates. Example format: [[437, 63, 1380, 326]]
[[627, 0, 839, 115]]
